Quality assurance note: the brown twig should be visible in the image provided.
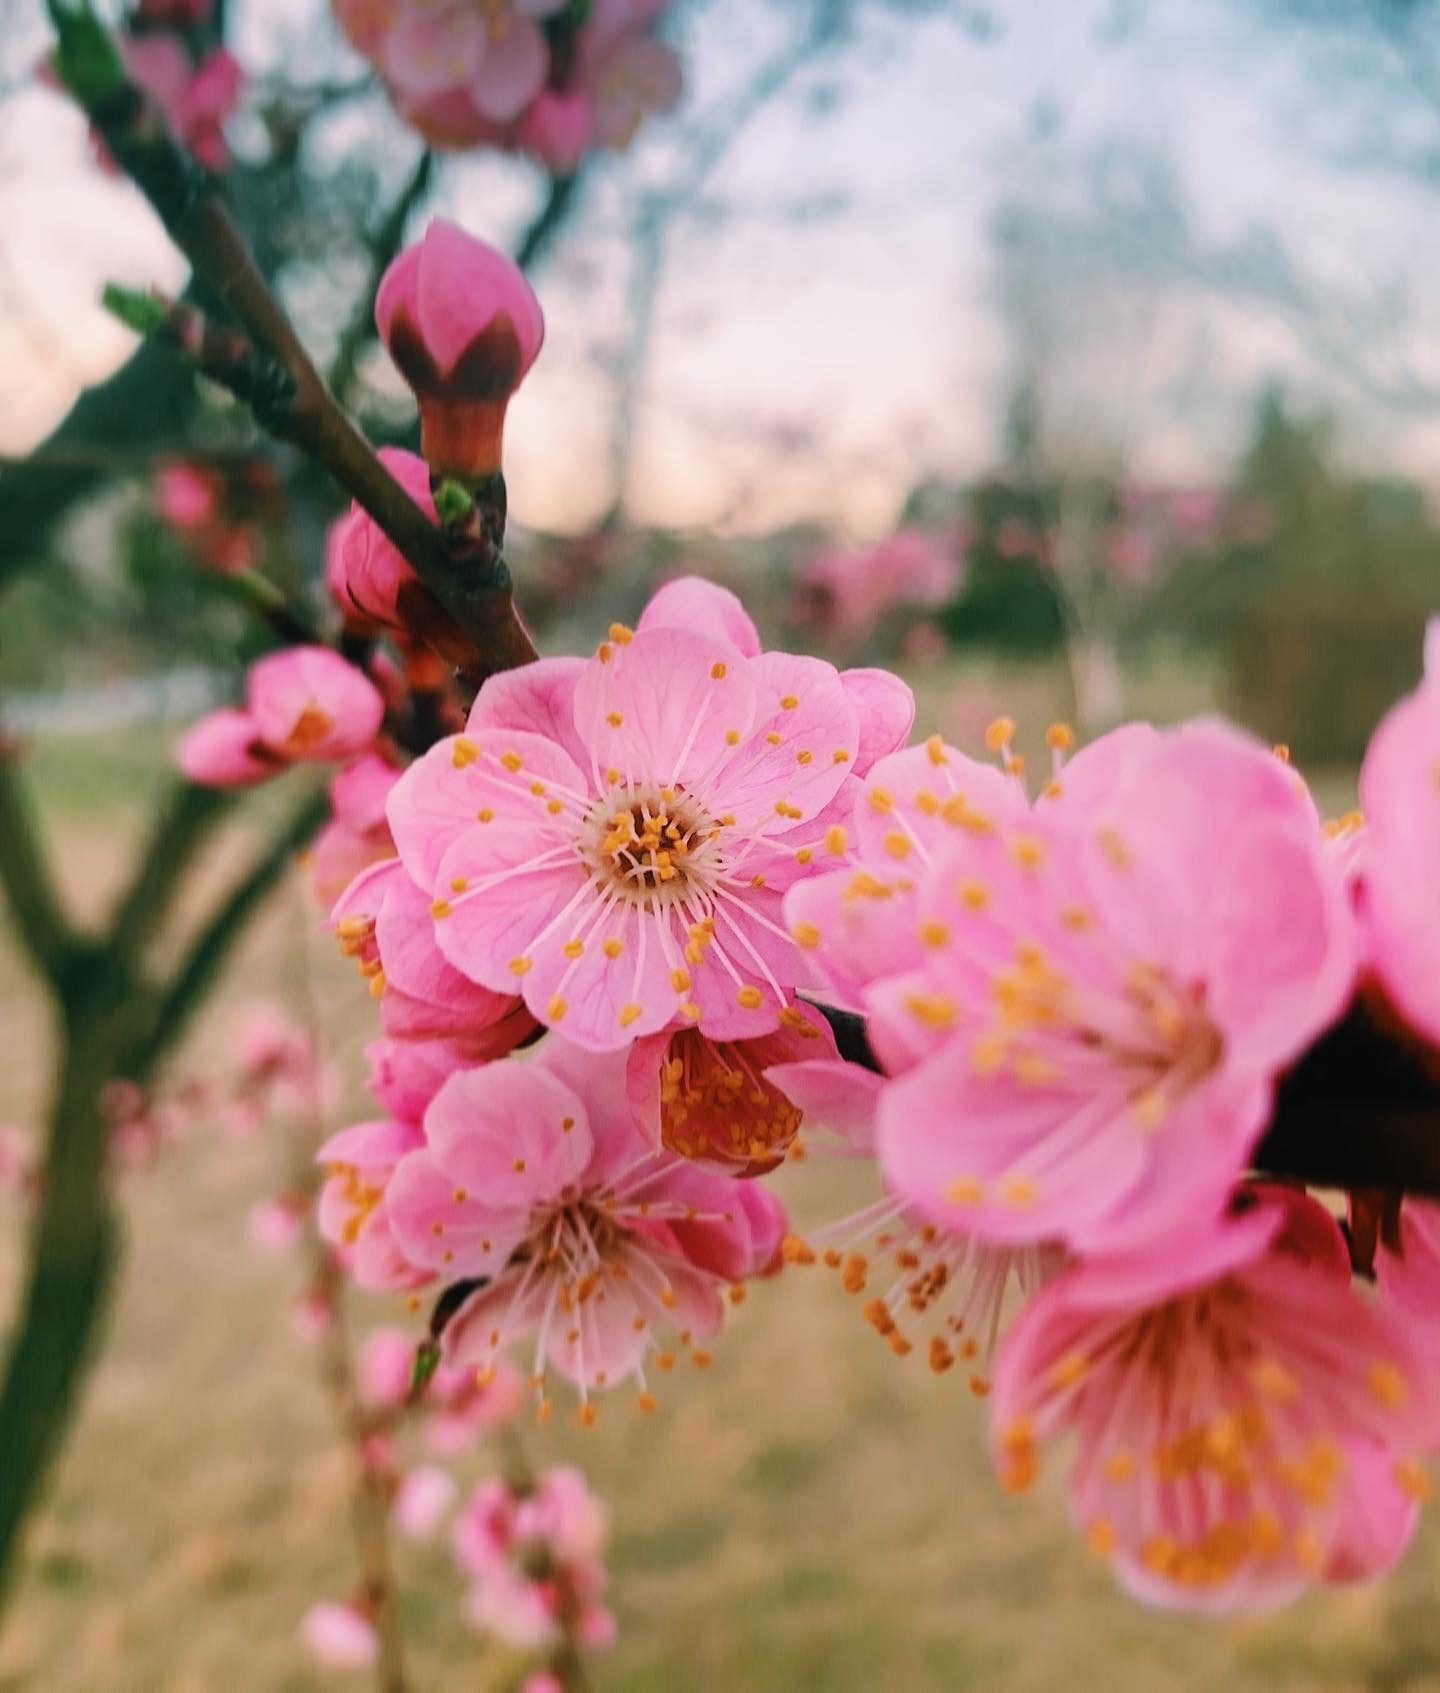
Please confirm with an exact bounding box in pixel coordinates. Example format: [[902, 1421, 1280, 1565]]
[[68, 44, 535, 684]]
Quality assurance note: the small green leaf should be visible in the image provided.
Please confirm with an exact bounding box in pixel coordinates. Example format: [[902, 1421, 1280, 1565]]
[[101, 283, 166, 337]]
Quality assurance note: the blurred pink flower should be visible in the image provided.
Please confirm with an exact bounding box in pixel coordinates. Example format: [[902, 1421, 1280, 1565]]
[[453, 1465, 614, 1651], [1358, 620, 1440, 1049], [990, 1187, 1437, 1611], [308, 754, 400, 908], [246, 647, 386, 764], [300, 1599, 378, 1669], [246, 1194, 306, 1254], [0, 1127, 34, 1200], [392, 1463, 458, 1540]]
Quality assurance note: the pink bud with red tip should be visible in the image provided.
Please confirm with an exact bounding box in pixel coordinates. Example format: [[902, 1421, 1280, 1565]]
[[375, 220, 543, 478]]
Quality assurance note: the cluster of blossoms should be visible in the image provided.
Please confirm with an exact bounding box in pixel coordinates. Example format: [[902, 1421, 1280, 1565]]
[[775, 649, 1440, 1609], [168, 210, 1440, 1630], [453, 1465, 614, 1662], [333, 0, 681, 171], [42, 0, 242, 171], [154, 457, 281, 575], [794, 527, 962, 655]]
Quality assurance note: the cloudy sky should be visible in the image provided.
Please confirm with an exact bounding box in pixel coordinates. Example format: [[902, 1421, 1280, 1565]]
[[5, 0, 1440, 537]]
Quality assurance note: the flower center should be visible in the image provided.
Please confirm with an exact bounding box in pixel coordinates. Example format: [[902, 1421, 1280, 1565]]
[[658, 1029, 802, 1171], [579, 784, 724, 909]]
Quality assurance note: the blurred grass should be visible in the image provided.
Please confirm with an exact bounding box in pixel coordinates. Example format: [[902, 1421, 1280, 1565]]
[[0, 688, 1419, 1693]]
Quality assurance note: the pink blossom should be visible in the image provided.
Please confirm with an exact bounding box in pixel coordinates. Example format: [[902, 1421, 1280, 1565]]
[[0, 1128, 33, 1200], [424, 1356, 526, 1452], [381, 578, 909, 1051], [155, 461, 219, 531], [624, 1000, 836, 1173], [453, 1466, 613, 1651], [316, 1117, 431, 1291], [335, 0, 678, 165], [990, 1187, 1437, 1611], [327, 449, 434, 632], [797, 528, 960, 645], [376, 220, 544, 478], [245, 647, 386, 764], [358, 1326, 419, 1410], [386, 1038, 783, 1401], [308, 755, 400, 907], [393, 1464, 458, 1540], [332, 859, 537, 1057], [122, 39, 242, 172], [291, 1288, 335, 1341], [246, 1194, 305, 1254], [787, 722, 1356, 1254], [1358, 620, 1440, 1048], [176, 707, 280, 788], [300, 1600, 378, 1669]]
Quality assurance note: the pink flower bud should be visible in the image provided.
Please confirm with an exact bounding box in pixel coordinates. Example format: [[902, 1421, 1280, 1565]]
[[375, 220, 544, 478], [328, 451, 435, 629], [514, 89, 595, 175], [300, 1600, 378, 1669], [176, 708, 281, 788], [245, 647, 385, 763]]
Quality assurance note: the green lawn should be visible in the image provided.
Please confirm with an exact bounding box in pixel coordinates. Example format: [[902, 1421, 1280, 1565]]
[[0, 710, 1419, 1693]]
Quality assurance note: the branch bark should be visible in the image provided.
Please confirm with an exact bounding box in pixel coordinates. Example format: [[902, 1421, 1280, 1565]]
[[0, 745, 76, 986], [61, 31, 535, 683]]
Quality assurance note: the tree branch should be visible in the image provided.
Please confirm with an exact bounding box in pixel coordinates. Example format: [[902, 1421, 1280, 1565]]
[[106, 781, 232, 963], [329, 149, 435, 407], [0, 743, 76, 986], [126, 787, 330, 1081], [53, 16, 536, 683]]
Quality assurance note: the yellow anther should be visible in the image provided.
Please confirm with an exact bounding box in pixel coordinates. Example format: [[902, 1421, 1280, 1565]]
[[606, 711, 624, 728], [1000, 1174, 1037, 1207], [792, 921, 820, 949], [509, 956, 532, 976], [1368, 1359, 1409, 1409], [546, 995, 567, 1022], [985, 716, 1016, 751], [918, 919, 950, 948], [904, 992, 956, 1027], [608, 622, 633, 644], [1046, 722, 1074, 752], [430, 898, 452, 919], [926, 733, 948, 766], [710, 661, 727, 679], [1087, 1518, 1117, 1557], [477, 807, 494, 823], [451, 737, 479, 767], [1008, 834, 1044, 870], [670, 967, 690, 992], [868, 786, 895, 814], [736, 986, 764, 1010], [824, 825, 848, 856], [500, 750, 523, 772], [603, 937, 624, 959], [883, 830, 912, 860], [946, 1176, 983, 1206], [618, 1003, 643, 1027], [780, 694, 799, 710]]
